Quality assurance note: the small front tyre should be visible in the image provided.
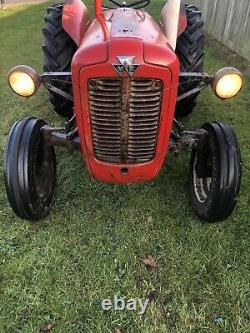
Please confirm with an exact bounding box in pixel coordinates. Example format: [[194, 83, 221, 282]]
[[189, 122, 241, 222], [4, 117, 56, 221]]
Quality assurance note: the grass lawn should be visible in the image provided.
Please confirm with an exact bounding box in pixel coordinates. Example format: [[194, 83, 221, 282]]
[[0, 1, 249, 332]]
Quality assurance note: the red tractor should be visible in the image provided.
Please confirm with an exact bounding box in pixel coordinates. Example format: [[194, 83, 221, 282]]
[[5, 0, 243, 222]]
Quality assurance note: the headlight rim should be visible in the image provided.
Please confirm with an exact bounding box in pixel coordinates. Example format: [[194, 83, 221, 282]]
[[8, 65, 40, 97]]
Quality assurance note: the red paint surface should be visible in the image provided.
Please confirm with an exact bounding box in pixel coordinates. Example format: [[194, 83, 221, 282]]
[[68, 2, 180, 183], [62, 0, 89, 46], [178, 0, 188, 36]]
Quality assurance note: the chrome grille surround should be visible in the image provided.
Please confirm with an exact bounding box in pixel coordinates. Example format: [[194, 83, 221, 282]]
[[88, 78, 163, 164]]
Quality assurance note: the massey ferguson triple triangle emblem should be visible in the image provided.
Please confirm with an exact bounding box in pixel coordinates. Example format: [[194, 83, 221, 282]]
[[113, 56, 139, 76]]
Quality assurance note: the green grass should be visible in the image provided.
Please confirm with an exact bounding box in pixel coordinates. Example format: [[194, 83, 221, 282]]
[[0, 2, 249, 332]]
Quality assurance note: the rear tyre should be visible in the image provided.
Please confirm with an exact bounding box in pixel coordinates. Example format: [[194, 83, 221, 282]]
[[42, 3, 76, 117], [189, 122, 241, 222], [4, 117, 56, 221], [175, 4, 205, 117]]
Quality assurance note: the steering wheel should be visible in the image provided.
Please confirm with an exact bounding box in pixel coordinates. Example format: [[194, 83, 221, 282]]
[[104, 0, 150, 9]]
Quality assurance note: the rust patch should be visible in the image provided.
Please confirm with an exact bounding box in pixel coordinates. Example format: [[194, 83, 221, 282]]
[[120, 78, 131, 163]]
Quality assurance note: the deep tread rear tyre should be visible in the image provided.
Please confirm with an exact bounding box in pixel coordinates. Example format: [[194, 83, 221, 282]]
[[4, 117, 56, 221], [43, 4, 76, 117], [189, 122, 241, 222], [175, 4, 205, 117]]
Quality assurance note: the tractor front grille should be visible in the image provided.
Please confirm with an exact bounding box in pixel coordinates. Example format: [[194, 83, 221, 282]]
[[88, 78, 163, 164]]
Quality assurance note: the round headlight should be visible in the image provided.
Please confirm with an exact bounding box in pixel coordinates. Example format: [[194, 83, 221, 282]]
[[8, 65, 40, 97], [212, 67, 243, 99]]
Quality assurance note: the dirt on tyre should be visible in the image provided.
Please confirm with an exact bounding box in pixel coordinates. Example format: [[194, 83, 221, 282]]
[[189, 122, 241, 222], [4, 117, 56, 221], [175, 4, 205, 117], [42, 3, 76, 118]]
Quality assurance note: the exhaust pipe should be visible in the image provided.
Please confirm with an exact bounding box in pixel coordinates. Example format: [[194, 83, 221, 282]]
[[161, 0, 181, 51], [94, 0, 110, 40]]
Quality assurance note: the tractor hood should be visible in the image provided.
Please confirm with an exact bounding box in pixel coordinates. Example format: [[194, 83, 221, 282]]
[[79, 8, 169, 50], [70, 6, 181, 69], [63, 0, 187, 49]]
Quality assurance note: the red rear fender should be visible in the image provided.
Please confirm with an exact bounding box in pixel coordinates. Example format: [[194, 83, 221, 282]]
[[178, 0, 187, 36], [161, 0, 187, 37], [62, 0, 89, 46]]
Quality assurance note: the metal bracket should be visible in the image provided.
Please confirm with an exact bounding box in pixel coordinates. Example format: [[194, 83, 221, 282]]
[[169, 118, 208, 154], [40, 72, 73, 102], [179, 72, 212, 81], [40, 72, 72, 79], [42, 125, 81, 152], [46, 83, 73, 102], [65, 114, 76, 132], [177, 72, 213, 102]]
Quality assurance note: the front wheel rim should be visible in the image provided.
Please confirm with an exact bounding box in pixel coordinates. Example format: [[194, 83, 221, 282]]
[[193, 154, 212, 203], [34, 139, 54, 202]]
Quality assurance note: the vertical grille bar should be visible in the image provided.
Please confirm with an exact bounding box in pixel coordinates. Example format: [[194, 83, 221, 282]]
[[88, 78, 163, 164]]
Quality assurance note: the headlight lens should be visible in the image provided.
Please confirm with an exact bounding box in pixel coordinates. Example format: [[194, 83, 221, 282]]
[[212, 67, 243, 99], [9, 72, 36, 97], [8, 65, 40, 97]]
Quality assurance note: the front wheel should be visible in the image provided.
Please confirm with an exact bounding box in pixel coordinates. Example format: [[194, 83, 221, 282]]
[[4, 117, 56, 221], [189, 122, 241, 222]]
